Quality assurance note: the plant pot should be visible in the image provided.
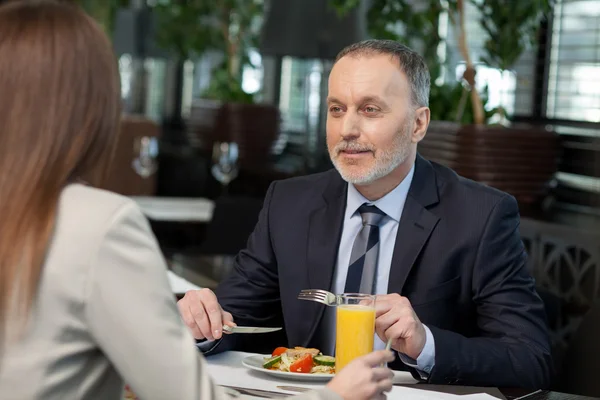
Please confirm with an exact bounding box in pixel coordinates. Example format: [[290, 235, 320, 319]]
[[187, 99, 281, 170], [418, 121, 561, 205]]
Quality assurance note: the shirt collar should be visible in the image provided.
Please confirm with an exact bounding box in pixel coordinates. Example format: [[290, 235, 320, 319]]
[[345, 163, 415, 223]]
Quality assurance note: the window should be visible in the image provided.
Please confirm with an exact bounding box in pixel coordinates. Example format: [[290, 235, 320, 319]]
[[443, 1, 538, 118], [145, 58, 168, 122], [118, 54, 134, 104], [278, 57, 323, 137], [546, 0, 600, 122]]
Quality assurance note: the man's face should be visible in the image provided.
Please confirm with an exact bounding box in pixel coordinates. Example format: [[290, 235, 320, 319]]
[[326, 54, 416, 185]]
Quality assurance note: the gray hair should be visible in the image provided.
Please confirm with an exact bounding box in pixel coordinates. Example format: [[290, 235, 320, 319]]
[[335, 39, 430, 108]]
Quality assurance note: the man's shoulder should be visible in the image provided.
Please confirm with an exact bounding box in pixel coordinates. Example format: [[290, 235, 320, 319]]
[[266, 169, 343, 211], [430, 159, 515, 208]]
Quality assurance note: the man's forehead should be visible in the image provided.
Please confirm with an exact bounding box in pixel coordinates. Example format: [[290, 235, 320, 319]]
[[328, 55, 407, 98]]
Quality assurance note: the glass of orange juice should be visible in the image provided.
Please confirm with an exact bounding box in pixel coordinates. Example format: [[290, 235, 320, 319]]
[[335, 293, 376, 372]]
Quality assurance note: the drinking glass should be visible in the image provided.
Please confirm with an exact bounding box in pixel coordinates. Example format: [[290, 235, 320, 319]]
[[211, 142, 239, 192], [131, 136, 158, 178], [335, 293, 376, 372]]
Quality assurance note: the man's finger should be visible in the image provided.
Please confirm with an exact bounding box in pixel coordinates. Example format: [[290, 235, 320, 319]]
[[375, 318, 395, 343], [178, 301, 204, 339], [385, 321, 410, 345], [222, 311, 236, 334], [198, 289, 224, 340], [375, 310, 398, 331], [374, 300, 394, 317], [190, 301, 213, 340], [222, 311, 235, 325]]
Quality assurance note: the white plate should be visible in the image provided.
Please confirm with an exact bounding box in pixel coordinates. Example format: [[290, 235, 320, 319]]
[[242, 354, 335, 382]]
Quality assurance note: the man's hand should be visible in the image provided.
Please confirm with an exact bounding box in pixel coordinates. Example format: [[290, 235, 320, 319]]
[[375, 294, 426, 360], [177, 288, 236, 341]]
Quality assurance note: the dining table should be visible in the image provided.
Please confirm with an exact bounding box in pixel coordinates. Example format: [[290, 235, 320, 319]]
[[156, 260, 597, 400], [131, 196, 214, 223], [123, 349, 596, 400], [201, 351, 595, 400]]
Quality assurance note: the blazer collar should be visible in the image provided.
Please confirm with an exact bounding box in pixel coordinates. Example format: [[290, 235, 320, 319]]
[[387, 154, 441, 295], [409, 154, 440, 209]]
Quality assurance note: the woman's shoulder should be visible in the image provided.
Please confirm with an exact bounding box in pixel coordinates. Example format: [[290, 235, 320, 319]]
[[61, 183, 139, 216], [56, 183, 146, 241]]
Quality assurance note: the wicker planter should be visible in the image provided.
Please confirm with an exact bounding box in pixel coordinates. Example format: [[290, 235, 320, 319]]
[[98, 115, 160, 196], [187, 99, 280, 170], [419, 121, 561, 205]]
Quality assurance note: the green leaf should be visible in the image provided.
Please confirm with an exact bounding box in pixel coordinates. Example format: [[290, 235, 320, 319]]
[[151, 0, 264, 103], [471, 0, 553, 70]]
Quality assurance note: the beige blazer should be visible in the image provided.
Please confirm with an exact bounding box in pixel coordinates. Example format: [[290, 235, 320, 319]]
[[0, 184, 339, 400]]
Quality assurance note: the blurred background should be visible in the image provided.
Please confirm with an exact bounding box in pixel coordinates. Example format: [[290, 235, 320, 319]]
[[37, 0, 600, 392]]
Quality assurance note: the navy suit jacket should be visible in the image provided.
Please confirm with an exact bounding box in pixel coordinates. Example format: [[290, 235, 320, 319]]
[[213, 155, 553, 389]]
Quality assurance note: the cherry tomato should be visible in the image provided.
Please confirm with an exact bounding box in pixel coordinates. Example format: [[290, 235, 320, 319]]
[[290, 354, 313, 373], [272, 347, 287, 357]]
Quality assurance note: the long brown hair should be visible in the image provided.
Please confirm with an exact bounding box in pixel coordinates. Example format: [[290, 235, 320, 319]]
[[0, 0, 122, 344]]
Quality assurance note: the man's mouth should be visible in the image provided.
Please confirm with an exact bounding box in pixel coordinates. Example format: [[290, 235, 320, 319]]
[[340, 149, 371, 156], [340, 149, 371, 155]]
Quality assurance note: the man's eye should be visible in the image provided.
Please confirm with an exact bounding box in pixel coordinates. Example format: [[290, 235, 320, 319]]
[[364, 106, 378, 113]]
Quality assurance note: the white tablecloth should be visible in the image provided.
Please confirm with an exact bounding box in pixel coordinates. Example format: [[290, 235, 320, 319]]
[[131, 197, 214, 222], [167, 270, 202, 294], [205, 351, 498, 400]]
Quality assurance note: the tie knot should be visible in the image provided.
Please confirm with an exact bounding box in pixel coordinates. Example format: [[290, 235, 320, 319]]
[[358, 204, 386, 226]]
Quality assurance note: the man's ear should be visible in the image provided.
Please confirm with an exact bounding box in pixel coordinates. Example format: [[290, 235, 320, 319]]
[[411, 107, 430, 143]]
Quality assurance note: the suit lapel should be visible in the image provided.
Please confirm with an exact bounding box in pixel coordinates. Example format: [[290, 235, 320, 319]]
[[302, 171, 347, 345], [387, 155, 441, 295]]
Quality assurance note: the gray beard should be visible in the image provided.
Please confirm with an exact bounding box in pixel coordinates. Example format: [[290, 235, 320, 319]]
[[329, 127, 412, 185]]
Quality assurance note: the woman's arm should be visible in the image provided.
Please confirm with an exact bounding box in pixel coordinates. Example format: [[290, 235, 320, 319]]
[[84, 201, 227, 400]]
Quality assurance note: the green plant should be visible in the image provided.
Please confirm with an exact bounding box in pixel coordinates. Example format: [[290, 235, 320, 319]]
[[331, 0, 445, 80], [330, 0, 553, 125], [152, 0, 263, 104], [74, 0, 130, 39], [429, 81, 496, 124], [471, 0, 554, 122], [476, 1, 553, 71]]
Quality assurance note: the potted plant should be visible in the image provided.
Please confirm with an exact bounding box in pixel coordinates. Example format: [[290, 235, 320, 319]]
[[74, 0, 130, 39], [422, 0, 560, 207], [151, 0, 280, 170], [332, 0, 560, 207]]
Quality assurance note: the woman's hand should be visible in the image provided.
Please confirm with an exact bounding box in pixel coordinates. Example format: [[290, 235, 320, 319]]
[[326, 350, 395, 400]]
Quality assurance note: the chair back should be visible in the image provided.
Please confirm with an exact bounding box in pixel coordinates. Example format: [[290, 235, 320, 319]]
[[559, 301, 600, 397]]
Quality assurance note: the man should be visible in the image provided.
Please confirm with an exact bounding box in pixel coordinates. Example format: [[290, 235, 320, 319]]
[[177, 39, 552, 388]]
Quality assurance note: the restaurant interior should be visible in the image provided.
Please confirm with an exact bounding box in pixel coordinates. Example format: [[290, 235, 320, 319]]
[[27, 0, 600, 398]]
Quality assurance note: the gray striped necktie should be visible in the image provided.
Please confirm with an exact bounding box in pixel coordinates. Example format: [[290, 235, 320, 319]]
[[344, 204, 387, 294]]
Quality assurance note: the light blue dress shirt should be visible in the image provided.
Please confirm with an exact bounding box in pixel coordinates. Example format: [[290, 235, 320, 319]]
[[323, 164, 435, 376]]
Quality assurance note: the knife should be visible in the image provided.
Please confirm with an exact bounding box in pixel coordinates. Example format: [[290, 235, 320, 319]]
[[276, 386, 312, 393], [222, 325, 282, 334], [220, 385, 292, 398]]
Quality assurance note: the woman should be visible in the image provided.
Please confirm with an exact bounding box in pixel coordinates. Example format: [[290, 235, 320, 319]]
[[0, 1, 394, 399]]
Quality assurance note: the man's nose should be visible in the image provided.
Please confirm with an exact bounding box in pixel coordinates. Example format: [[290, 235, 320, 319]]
[[340, 113, 360, 140]]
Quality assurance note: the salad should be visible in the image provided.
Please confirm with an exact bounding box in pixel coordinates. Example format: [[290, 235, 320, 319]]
[[262, 347, 335, 374]]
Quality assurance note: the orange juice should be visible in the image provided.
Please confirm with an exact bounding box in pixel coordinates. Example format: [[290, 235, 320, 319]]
[[335, 304, 375, 371]]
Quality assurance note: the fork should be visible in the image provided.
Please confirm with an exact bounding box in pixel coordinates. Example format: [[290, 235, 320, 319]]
[[297, 289, 340, 306]]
